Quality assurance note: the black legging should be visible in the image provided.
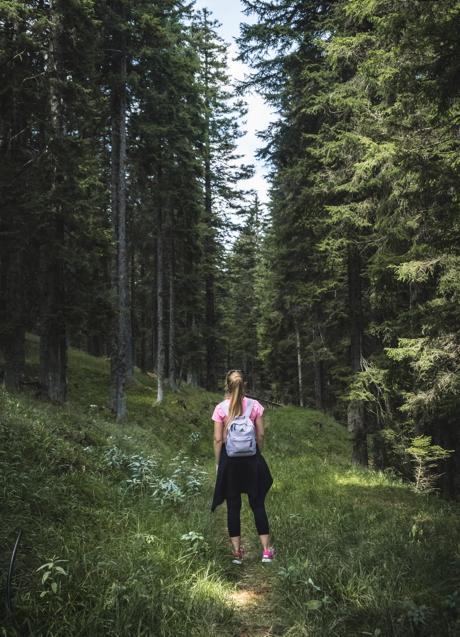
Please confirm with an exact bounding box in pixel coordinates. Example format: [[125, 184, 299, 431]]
[[227, 493, 269, 537]]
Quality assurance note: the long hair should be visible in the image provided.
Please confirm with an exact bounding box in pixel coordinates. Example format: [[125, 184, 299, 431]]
[[225, 369, 245, 430]]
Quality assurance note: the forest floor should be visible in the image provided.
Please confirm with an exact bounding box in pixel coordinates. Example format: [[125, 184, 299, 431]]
[[229, 556, 275, 637], [1, 336, 460, 636]]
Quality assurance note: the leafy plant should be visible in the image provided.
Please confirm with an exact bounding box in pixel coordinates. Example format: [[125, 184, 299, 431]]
[[152, 477, 185, 505], [36, 557, 68, 599], [189, 431, 202, 445], [125, 454, 157, 490], [400, 599, 434, 627], [180, 531, 209, 554], [104, 445, 129, 469], [405, 435, 453, 493]]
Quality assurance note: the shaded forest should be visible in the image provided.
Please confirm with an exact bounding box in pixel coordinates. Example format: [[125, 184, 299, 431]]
[[1, 0, 460, 495]]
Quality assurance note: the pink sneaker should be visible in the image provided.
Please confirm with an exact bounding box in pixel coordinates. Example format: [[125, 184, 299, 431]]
[[232, 547, 244, 565], [262, 547, 275, 563]]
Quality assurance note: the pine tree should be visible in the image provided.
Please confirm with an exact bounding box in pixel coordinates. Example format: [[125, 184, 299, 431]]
[[128, 0, 204, 400], [239, 0, 460, 485], [102, 0, 131, 418], [224, 196, 263, 391], [0, 1, 40, 390], [193, 8, 254, 390]]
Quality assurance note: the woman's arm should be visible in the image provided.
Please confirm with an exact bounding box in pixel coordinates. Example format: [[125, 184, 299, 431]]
[[213, 420, 224, 470], [255, 415, 265, 450]]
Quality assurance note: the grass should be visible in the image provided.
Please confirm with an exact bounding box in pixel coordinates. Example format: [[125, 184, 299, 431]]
[[1, 336, 459, 636]]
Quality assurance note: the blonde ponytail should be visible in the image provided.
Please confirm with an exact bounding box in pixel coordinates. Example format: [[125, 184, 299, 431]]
[[225, 370, 245, 431]]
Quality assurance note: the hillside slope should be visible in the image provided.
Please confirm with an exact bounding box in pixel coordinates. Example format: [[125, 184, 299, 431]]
[[1, 339, 459, 636]]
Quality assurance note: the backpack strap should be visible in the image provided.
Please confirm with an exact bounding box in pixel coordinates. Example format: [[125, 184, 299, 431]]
[[220, 398, 253, 419], [244, 398, 254, 419]]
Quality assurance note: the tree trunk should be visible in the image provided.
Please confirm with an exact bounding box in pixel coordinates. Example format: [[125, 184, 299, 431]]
[[203, 15, 217, 391], [346, 243, 368, 466], [39, 221, 67, 402], [137, 260, 147, 373], [0, 20, 26, 392], [0, 251, 25, 391], [186, 314, 199, 386], [156, 222, 165, 403], [140, 333, 147, 373], [204, 148, 216, 390], [150, 257, 157, 372], [314, 359, 324, 411], [168, 233, 177, 391], [39, 3, 67, 403], [127, 247, 135, 378], [4, 328, 25, 392], [294, 320, 304, 407], [205, 270, 216, 390], [348, 399, 368, 465], [312, 323, 325, 411], [186, 368, 198, 386], [109, 2, 130, 419]]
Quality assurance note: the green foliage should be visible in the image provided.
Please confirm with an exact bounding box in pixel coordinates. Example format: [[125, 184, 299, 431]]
[[1, 339, 459, 636], [0, 342, 232, 636], [238, 0, 460, 488], [222, 196, 264, 390], [406, 435, 454, 494], [36, 558, 69, 599]]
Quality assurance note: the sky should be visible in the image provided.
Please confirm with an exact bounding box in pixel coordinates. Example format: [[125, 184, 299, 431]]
[[193, 0, 274, 206]]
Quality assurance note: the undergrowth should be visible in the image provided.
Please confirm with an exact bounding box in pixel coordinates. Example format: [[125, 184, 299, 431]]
[[1, 336, 459, 636]]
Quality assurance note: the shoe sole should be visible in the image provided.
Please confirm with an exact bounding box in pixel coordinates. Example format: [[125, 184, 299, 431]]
[[261, 558, 273, 563], [232, 559, 243, 565]]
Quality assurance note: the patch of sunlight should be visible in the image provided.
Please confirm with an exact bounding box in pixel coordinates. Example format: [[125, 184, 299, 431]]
[[189, 571, 232, 605], [333, 470, 405, 489], [230, 589, 263, 607]]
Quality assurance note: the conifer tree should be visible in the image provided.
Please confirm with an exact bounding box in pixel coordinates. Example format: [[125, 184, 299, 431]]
[[239, 0, 460, 485], [193, 8, 253, 390], [128, 0, 204, 401], [224, 196, 263, 391], [104, 0, 131, 418], [0, 1, 39, 390]]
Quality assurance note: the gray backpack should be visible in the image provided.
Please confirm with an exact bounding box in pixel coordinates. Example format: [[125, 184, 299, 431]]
[[223, 399, 256, 458]]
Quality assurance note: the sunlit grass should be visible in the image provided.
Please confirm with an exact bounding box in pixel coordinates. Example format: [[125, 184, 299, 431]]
[[1, 336, 459, 636]]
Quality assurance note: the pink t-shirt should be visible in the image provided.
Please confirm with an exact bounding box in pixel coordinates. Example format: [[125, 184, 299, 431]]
[[212, 397, 264, 424]]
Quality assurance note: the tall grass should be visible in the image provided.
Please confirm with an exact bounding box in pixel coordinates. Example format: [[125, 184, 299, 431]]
[[261, 409, 460, 636], [1, 337, 459, 635]]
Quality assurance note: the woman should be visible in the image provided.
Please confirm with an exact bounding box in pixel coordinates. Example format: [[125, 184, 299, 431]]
[[211, 369, 274, 564]]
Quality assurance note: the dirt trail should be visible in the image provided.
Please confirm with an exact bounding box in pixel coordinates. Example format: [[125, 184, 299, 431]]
[[228, 542, 277, 637]]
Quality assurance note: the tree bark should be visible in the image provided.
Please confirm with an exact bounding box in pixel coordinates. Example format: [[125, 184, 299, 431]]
[[39, 3, 67, 403], [127, 247, 135, 378], [348, 399, 368, 465], [294, 319, 304, 407], [109, 1, 130, 419], [156, 221, 165, 403], [168, 232, 177, 391], [0, 251, 25, 392], [186, 314, 199, 386], [203, 10, 217, 391], [314, 359, 324, 411], [347, 243, 368, 466], [138, 258, 147, 373], [0, 17, 27, 392], [205, 268, 216, 390], [312, 323, 325, 411]]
